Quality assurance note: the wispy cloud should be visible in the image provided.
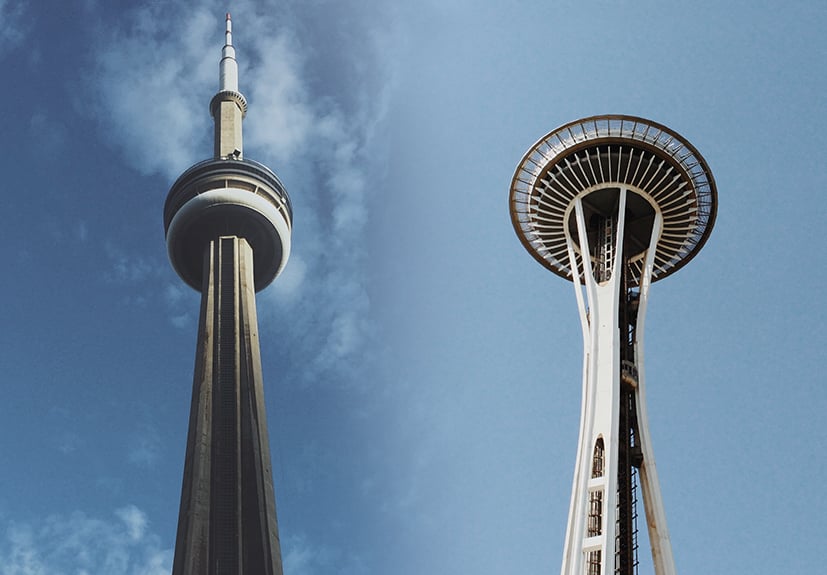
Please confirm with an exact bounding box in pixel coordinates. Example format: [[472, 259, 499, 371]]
[[91, 5, 215, 178], [76, 221, 89, 243], [231, 3, 395, 387], [104, 243, 165, 284], [115, 506, 148, 542], [57, 431, 82, 455], [29, 110, 67, 156], [283, 533, 368, 575], [0, 1, 26, 54], [127, 424, 162, 468], [0, 506, 171, 575], [163, 283, 195, 329]]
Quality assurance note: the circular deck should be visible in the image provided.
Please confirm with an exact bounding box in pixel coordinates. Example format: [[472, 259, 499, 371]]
[[164, 158, 292, 292], [509, 115, 717, 284]]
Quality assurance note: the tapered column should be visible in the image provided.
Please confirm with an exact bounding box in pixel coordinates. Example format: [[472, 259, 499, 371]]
[[173, 236, 283, 575], [560, 192, 627, 575], [633, 212, 676, 575]]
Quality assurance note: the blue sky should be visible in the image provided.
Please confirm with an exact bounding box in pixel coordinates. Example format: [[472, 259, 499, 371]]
[[0, 1, 824, 574]]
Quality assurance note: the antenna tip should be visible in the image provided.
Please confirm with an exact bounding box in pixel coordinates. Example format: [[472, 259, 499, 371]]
[[226, 12, 231, 21]]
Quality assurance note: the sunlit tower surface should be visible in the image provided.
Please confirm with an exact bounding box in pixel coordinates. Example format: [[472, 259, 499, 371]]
[[164, 15, 292, 575], [509, 116, 716, 575]]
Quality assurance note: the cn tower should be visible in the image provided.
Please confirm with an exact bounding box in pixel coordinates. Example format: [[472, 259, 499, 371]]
[[164, 15, 291, 575], [509, 116, 716, 575]]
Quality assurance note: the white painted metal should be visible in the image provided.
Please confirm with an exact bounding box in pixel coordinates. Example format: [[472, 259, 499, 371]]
[[634, 211, 676, 575], [559, 187, 675, 575]]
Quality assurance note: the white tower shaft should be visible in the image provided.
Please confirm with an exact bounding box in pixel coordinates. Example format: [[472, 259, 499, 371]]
[[510, 115, 717, 575], [559, 187, 676, 575]]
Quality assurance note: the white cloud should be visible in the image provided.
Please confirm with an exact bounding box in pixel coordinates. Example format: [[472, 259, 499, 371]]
[[127, 425, 161, 468], [76, 221, 89, 243], [29, 111, 67, 156], [104, 243, 164, 284], [0, 507, 172, 575], [169, 313, 191, 329], [163, 283, 186, 306], [283, 535, 319, 574], [282, 533, 368, 575], [164, 284, 195, 328], [243, 32, 315, 165], [115, 506, 147, 542], [92, 4, 216, 178], [0, 1, 26, 53], [267, 253, 307, 302], [57, 431, 82, 455]]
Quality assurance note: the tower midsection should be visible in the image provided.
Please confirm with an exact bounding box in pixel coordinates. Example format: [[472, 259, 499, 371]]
[[173, 236, 283, 575], [561, 188, 673, 575]]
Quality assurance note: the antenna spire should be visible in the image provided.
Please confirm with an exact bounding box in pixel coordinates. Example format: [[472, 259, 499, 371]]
[[220, 12, 238, 92]]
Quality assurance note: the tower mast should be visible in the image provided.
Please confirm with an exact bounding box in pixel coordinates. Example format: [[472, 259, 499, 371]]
[[509, 116, 717, 575], [164, 15, 293, 575], [212, 13, 246, 159]]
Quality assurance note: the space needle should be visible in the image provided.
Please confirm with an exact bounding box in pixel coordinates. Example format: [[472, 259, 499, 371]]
[[509, 116, 716, 575], [164, 15, 291, 574]]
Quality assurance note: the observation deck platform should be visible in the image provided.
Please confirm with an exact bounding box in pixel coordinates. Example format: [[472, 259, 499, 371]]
[[509, 115, 717, 284], [164, 157, 292, 292]]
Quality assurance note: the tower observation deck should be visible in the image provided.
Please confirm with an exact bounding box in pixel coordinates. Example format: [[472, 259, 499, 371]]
[[164, 14, 291, 575], [509, 115, 717, 575]]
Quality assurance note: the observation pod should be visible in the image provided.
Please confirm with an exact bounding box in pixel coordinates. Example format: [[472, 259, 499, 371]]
[[509, 115, 717, 575], [164, 157, 292, 292]]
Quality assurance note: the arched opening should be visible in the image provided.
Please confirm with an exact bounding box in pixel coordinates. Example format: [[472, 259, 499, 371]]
[[591, 437, 605, 478]]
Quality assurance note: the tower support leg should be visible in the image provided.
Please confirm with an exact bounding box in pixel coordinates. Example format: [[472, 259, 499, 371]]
[[633, 213, 676, 575]]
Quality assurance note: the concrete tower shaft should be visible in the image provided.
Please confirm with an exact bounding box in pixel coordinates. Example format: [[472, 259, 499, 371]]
[[166, 15, 291, 575], [509, 116, 717, 575], [172, 236, 283, 575]]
